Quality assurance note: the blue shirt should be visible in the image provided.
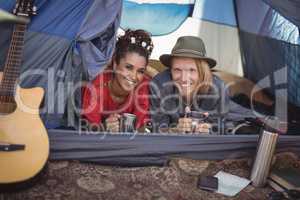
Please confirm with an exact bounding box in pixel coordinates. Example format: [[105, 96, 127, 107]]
[[149, 69, 230, 131]]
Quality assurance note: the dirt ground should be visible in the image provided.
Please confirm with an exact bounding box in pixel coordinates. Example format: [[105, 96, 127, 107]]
[[1, 152, 299, 200]]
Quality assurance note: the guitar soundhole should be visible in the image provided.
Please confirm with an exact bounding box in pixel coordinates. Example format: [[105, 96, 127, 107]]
[[0, 96, 17, 114]]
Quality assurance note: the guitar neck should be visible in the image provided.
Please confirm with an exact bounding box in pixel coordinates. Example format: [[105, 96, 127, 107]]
[[1, 23, 27, 94]]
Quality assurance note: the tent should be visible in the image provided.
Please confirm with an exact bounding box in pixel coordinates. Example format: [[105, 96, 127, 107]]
[[236, 0, 300, 123], [0, 0, 122, 128], [120, 0, 300, 125], [0, 0, 300, 166]]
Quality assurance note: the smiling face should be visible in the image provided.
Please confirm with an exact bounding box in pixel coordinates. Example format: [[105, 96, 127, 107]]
[[171, 57, 200, 100], [114, 52, 147, 92]]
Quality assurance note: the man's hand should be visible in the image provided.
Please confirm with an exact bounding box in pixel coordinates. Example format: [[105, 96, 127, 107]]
[[177, 117, 193, 133], [195, 123, 211, 134], [177, 117, 211, 134]]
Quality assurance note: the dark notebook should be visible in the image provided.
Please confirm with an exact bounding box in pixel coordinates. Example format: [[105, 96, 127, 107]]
[[269, 166, 300, 190], [197, 176, 218, 191]]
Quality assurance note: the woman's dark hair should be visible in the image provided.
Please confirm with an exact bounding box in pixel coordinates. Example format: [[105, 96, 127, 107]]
[[114, 29, 153, 65]]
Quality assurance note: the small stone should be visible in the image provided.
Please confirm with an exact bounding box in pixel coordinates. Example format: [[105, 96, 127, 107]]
[[49, 161, 69, 170], [244, 185, 255, 192], [46, 179, 58, 187], [77, 177, 115, 193], [95, 168, 112, 176], [133, 183, 143, 189], [177, 159, 209, 175], [152, 196, 167, 200]]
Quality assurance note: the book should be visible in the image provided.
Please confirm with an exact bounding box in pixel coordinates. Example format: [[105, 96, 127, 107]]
[[197, 176, 218, 191], [269, 166, 300, 191], [267, 178, 285, 192]]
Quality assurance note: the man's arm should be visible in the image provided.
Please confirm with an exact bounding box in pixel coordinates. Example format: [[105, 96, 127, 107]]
[[149, 78, 170, 133]]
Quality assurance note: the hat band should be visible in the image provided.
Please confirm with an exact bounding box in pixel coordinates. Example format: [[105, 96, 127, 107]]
[[172, 49, 206, 57]]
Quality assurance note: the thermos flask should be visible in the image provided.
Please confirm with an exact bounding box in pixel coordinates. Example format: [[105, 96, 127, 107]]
[[250, 129, 278, 187]]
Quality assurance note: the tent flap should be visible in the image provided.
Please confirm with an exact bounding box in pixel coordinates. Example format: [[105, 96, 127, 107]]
[[236, 0, 300, 113], [48, 129, 300, 166], [262, 0, 300, 28], [0, 0, 122, 128]]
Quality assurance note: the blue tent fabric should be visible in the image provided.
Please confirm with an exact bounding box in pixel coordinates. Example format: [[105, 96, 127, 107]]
[[262, 0, 300, 29], [236, 0, 299, 44], [1, 0, 300, 167], [259, 10, 299, 45], [121, 1, 193, 36], [0, 0, 122, 128], [121, 0, 237, 36], [48, 129, 300, 166], [193, 0, 237, 27], [76, 0, 122, 77], [235, 0, 300, 111], [0, 0, 93, 39]]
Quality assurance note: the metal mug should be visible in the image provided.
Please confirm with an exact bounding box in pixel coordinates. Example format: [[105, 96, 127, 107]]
[[187, 111, 208, 133], [120, 113, 136, 132]]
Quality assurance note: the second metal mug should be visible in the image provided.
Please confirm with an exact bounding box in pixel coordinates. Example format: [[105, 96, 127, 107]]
[[120, 113, 136, 132]]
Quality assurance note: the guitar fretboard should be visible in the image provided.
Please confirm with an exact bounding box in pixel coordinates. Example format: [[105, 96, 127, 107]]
[[0, 23, 27, 102]]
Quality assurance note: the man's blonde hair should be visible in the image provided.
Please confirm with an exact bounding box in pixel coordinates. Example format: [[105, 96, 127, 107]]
[[195, 59, 213, 94]]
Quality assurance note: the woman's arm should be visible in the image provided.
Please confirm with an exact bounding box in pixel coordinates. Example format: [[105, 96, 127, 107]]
[[133, 79, 151, 130], [81, 84, 102, 124]]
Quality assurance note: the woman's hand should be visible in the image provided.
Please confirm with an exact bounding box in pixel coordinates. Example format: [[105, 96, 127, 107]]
[[105, 114, 121, 132]]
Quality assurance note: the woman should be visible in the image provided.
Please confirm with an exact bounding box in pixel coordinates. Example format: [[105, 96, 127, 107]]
[[82, 29, 153, 132], [150, 36, 228, 133]]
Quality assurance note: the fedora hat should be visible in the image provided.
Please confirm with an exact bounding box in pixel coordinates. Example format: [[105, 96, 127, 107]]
[[159, 36, 216, 68]]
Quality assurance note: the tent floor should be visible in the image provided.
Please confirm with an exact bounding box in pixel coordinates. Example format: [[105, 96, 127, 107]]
[[2, 152, 298, 200]]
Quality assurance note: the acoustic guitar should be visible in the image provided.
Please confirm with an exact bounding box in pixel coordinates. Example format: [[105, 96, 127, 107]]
[[0, 0, 49, 184]]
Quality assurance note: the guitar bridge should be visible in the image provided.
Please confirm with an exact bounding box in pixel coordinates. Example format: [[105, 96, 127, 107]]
[[0, 142, 25, 152]]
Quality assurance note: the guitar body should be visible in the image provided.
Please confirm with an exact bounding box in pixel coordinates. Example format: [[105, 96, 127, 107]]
[[0, 72, 49, 184], [0, 0, 49, 186]]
